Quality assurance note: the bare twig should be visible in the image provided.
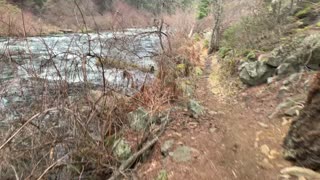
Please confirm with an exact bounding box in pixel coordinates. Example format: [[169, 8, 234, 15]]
[[108, 111, 170, 180], [0, 107, 58, 150]]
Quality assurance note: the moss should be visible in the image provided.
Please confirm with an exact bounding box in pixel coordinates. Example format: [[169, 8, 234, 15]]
[[295, 6, 312, 19], [246, 51, 257, 61], [176, 63, 186, 71]]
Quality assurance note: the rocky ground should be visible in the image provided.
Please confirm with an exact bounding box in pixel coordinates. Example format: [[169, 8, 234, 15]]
[[136, 54, 319, 179]]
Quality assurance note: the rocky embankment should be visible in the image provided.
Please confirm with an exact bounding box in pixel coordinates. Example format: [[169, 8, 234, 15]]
[[239, 33, 320, 86]]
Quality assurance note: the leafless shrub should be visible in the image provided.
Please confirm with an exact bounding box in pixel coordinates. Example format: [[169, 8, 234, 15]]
[[0, 5, 187, 180]]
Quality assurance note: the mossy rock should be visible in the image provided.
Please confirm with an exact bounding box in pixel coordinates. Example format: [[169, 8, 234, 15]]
[[113, 138, 132, 160], [128, 107, 150, 131], [188, 99, 204, 118]]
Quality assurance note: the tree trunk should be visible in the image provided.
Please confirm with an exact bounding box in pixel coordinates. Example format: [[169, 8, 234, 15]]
[[208, 0, 223, 54]]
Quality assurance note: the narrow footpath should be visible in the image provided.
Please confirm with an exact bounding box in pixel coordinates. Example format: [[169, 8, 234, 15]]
[[139, 56, 291, 180]]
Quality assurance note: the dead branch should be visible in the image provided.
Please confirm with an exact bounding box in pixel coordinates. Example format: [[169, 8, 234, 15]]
[[0, 107, 58, 150], [108, 111, 170, 180]]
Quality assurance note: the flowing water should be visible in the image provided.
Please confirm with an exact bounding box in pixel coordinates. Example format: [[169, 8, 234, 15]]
[[0, 28, 159, 119]]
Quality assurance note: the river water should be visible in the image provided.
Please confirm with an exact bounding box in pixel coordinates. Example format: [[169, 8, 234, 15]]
[[0, 28, 159, 120]]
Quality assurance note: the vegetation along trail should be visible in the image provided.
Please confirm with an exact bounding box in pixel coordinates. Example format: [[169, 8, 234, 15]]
[[1, 0, 320, 179]]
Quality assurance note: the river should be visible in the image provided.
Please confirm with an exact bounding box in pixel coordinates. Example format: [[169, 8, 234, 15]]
[[0, 28, 160, 121]]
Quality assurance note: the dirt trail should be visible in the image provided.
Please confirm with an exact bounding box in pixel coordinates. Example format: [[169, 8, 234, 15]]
[[138, 56, 292, 180]]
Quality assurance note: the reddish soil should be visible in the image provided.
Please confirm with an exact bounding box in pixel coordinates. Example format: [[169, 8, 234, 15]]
[[137, 58, 296, 180]]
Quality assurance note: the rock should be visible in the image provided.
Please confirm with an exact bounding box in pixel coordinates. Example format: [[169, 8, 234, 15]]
[[155, 170, 168, 180], [267, 76, 277, 84], [250, 34, 320, 86], [208, 110, 218, 115], [281, 166, 320, 179], [264, 56, 283, 67], [161, 140, 174, 156], [113, 138, 131, 160], [282, 73, 300, 86], [258, 122, 269, 128], [188, 99, 204, 118], [258, 158, 274, 169], [284, 105, 303, 116], [302, 34, 320, 65], [269, 95, 306, 118], [239, 61, 276, 86], [261, 144, 271, 157], [209, 127, 217, 133], [277, 63, 299, 76], [128, 107, 150, 131], [170, 146, 193, 162], [269, 150, 280, 159], [283, 90, 320, 170]]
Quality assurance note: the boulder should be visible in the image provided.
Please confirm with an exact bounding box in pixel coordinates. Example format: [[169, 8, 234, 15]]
[[302, 34, 320, 65], [169, 146, 193, 163], [240, 34, 320, 86], [128, 107, 150, 131], [161, 139, 174, 156], [276, 63, 300, 76], [113, 138, 131, 160], [283, 93, 320, 170], [239, 61, 276, 86], [264, 56, 283, 67], [188, 99, 204, 118]]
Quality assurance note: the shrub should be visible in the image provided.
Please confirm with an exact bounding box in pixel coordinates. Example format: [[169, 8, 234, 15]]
[[203, 39, 209, 49], [246, 50, 257, 61], [221, 6, 287, 52], [197, 0, 211, 20], [218, 47, 232, 58], [295, 6, 312, 19]]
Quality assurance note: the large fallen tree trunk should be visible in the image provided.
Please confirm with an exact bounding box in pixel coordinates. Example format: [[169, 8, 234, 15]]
[[283, 72, 320, 170]]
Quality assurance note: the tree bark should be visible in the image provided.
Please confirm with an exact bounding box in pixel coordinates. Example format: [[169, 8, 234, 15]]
[[208, 0, 223, 54]]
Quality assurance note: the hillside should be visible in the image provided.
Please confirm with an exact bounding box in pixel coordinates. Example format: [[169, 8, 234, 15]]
[[1, 0, 320, 179]]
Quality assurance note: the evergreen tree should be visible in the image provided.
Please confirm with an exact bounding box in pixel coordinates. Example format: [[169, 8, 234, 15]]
[[197, 0, 211, 19]]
